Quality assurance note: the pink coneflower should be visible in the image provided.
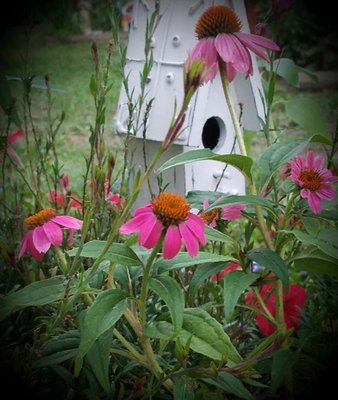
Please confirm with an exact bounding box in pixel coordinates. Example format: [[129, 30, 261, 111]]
[[200, 199, 245, 227], [190, 5, 280, 82], [289, 150, 338, 214], [211, 260, 241, 282], [119, 192, 206, 259], [246, 281, 307, 336], [19, 208, 83, 261]]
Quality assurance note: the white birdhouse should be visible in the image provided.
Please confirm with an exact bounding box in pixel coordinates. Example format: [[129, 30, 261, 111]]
[[115, 0, 265, 208]]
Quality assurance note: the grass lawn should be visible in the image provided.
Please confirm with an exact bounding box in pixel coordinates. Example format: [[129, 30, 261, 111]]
[[0, 26, 124, 189]]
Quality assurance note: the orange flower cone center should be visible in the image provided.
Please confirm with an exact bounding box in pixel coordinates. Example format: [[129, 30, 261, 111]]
[[152, 193, 190, 227], [195, 5, 242, 40], [299, 169, 322, 191], [24, 208, 56, 229], [201, 208, 220, 224]]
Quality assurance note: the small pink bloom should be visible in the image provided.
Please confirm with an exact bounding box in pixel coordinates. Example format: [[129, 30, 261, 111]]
[[119, 192, 206, 259], [0, 129, 25, 169], [19, 208, 82, 260], [289, 150, 338, 214], [211, 260, 241, 282], [190, 5, 279, 82], [106, 193, 125, 210], [246, 281, 307, 336], [200, 199, 245, 227]]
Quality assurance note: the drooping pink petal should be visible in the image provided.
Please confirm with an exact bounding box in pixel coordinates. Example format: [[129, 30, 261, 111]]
[[221, 204, 246, 220], [214, 33, 237, 64], [138, 216, 162, 248], [179, 223, 199, 256], [32, 226, 52, 253], [163, 225, 182, 259], [317, 185, 336, 200], [236, 32, 280, 52], [226, 63, 237, 82], [303, 191, 322, 214], [185, 213, 206, 246], [43, 221, 63, 246], [134, 204, 153, 217], [119, 213, 154, 234], [18, 231, 31, 259], [52, 215, 83, 229]]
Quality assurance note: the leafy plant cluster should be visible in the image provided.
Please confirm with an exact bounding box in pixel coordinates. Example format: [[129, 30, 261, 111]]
[[1, 3, 338, 400]]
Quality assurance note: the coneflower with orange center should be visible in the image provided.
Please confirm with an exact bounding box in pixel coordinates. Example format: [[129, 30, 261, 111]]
[[289, 150, 338, 214], [188, 5, 280, 82], [119, 192, 206, 259], [19, 208, 83, 260]]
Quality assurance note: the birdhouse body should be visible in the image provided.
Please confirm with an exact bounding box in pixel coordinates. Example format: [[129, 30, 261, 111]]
[[115, 0, 265, 207]]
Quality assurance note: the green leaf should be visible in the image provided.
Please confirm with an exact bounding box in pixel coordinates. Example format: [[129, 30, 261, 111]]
[[173, 376, 195, 400], [285, 230, 338, 259], [149, 275, 184, 334], [68, 240, 143, 266], [89, 74, 97, 97], [76, 289, 129, 373], [246, 248, 289, 291], [205, 225, 235, 244], [223, 271, 258, 323], [86, 330, 112, 393], [285, 97, 329, 137], [33, 330, 80, 368], [145, 308, 242, 364], [188, 262, 229, 303], [219, 371, 255, 400], [273, 58, 300, 87], [154, 252, 233, 274], [156, 149, 253, 181], [293, 249, 338, 278], [271, 349, 298, 393], [0, 276, 69, 322]]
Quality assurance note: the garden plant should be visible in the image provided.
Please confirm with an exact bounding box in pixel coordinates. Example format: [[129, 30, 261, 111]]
[[1, 1, 338, 399]]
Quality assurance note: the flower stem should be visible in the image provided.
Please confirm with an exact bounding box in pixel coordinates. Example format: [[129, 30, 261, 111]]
[[219, 60, 274, 250], [53, 246, 68, 275], [219, 61, 247, 156]]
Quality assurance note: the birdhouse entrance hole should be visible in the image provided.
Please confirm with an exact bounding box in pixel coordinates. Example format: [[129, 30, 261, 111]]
[[201, 116, 225, 151]]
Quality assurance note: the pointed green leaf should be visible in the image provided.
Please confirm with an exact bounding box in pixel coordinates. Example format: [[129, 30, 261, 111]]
[[219, 371, 255, 400], [86, 330, 112, 393], [186, 190, 225, 208], [0, 276, 69, 322], [293, 249, 338, 278], [156, 149, 253, 181], [246, 248, 289, 291], [149, 275, 184, 334], [188, 262, 229, 303], [285, 97, 329, 137], [173, 376, 195, 400], [205, 225, 235, 244], [67, 240, 143, 266], [77, 289, 129, 361], [273, 57, 300, 87], [271, 349, 298, 393], [145, 308, 242, 364], [285, 229, 338, 259], [154, 252, 232, 274], [223, 271, 258, 322]]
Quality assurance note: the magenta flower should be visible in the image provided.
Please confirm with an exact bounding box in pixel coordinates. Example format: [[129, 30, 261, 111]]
[[200, 198, 245, 227], [19, 208, 83, 260], [190, 5, 280, 82], [289, 150, 338, 214], [119, 192, 206, 259]]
